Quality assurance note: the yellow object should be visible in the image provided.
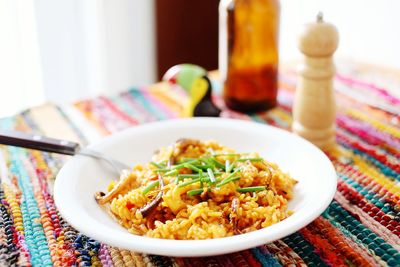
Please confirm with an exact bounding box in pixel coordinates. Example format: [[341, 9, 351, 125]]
[[183, 78, 209, 117], [163, 64, 221, 117]]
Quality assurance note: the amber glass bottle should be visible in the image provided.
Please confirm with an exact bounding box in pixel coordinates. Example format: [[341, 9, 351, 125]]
[[219, 0, 280, 112]]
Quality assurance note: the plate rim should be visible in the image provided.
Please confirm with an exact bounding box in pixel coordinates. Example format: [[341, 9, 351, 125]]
[[54, 117, 337, 257]]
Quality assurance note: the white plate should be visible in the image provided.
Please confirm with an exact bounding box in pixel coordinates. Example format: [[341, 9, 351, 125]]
[[54, 118, 336, 257]]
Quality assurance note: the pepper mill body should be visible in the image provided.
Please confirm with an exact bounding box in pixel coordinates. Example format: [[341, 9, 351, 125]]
[[292, 14, 339, 149]]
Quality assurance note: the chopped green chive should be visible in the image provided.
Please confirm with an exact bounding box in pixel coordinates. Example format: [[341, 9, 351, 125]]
[[164, 169, 179, 176], [177, 174, 200, 179], [176, 172, 212, 187], [153, 168, 170, 172], [199, 170, 204, 187], [150, 162, 165, 169], [210, 158, 225, 170], [237, 158, 264, 162], [226, 162, 235, 173], [184, 163, 202, 173], [177, 178, 201, 188], [225, 160, 230, 173], [187, 188, 204, 196], [151, 154, 267, 195], [224, 170, 240, 180], [177, 158, 197, 164], [216, 170, 240, 187], [214, 153, 241, 157], [237, 186, 266, 193], [172, 159, 199, 169], [201, 157, 214, 166], [142, 180, 159, 195], [193, 164, 213, 171], [207, 168, 216, 183], [176, 174, 199, 184], [216, 175, 240, 187]]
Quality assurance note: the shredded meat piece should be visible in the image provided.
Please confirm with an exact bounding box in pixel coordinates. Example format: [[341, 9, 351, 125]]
[[139, 191, 163, 217], [139, 173, 165, 217], [175, 138, 201, 151], [95, 170, 136, 205], [145, 212, 156, 230], [230, 197, 242, 235], [171, 138, 201, 160]]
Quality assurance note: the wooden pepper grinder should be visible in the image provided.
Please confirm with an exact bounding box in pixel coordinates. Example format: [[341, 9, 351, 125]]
[[292, 12, 339, 150]]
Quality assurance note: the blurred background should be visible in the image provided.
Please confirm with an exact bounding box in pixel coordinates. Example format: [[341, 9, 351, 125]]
[[1, 0, 399, 117]]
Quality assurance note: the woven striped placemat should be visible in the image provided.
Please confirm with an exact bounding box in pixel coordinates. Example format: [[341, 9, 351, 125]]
[[0, 62, 399, 266]]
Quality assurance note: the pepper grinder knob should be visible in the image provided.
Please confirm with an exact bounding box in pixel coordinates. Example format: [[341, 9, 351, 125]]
[[292, 13, 339, 150]]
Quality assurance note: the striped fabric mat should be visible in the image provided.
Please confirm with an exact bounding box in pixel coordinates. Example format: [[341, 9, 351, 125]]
[[0, 62, 399, 266]]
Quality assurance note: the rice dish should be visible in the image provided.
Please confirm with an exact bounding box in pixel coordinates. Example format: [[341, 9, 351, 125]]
[[95, 139, 297, 240]]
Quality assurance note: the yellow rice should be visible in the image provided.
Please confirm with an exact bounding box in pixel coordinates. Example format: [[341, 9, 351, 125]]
[[98, 139, 297, 240]]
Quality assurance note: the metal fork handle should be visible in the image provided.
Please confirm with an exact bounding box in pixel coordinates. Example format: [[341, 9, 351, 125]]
[[0, 130, 130, 174], [0, 130, 80, 155]]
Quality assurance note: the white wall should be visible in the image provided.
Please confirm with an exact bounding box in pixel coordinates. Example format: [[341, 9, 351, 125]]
[[35, 0, 156, 103], [280, 0, 400, 69], [0, 0, 44, 116]]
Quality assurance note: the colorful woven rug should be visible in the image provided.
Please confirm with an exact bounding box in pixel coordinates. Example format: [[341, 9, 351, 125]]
[[0, 62, 399, 266]]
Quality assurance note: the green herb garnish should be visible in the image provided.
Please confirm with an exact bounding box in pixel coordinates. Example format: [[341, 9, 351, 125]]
[[236, 186, 266, 193], [225, 160, 230, 173], [210, 158, 225, 170], [172, 159, 199, 169], [153, 168, 170, 172], [164, 169, 179, 176], [150, 162, 165, 169], [177, 158, 198, 164], [237, 158, 264, 162], [214, 153, 241, 157], [153, 152, 267, 197], [207, 168, 216, 183], [177, 174, 200, 179], [184, 163, 202, 173], [227, 162, 236, 173], [187, 188, 204, 196], [216, 169, 241, 187], [193, 164, 213, 171], [216, 175, 240, 187], [175, 174, 199, 184], [142, 180, 160, 195], [177, 178, 201, 188], [199, 170, 204, 187]]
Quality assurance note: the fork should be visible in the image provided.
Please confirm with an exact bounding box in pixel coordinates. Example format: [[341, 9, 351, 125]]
[[0, 130, 130, 175]]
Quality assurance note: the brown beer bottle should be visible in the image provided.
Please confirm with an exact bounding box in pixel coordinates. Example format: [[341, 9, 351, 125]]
[[219, 0, 280, 112]]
